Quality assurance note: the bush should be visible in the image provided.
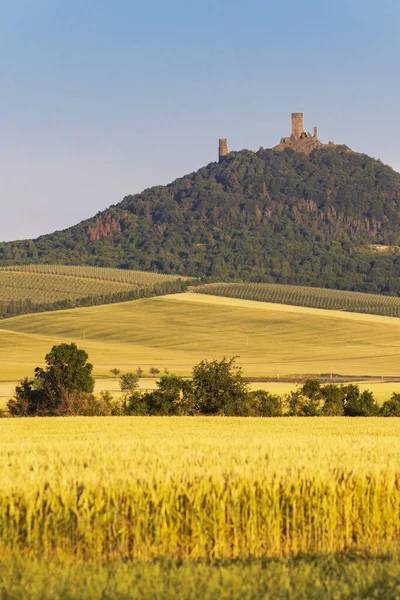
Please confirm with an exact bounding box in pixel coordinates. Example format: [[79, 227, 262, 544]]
[[192, 357, 249, 416], [56, 390, 115, 416], [321, 384, 345, 416], [249, 390, 283, 416], [380, 393, 400, 416], [120, 372, 139, 393], [343, 386, 379, 416]]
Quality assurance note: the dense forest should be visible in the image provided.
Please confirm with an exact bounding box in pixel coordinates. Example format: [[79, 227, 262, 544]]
[[2, 145, 400, 294]]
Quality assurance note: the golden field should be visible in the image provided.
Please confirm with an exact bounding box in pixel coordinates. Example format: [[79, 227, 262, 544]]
[[1, 293, 400, 383], [2, 417, 400, 560]]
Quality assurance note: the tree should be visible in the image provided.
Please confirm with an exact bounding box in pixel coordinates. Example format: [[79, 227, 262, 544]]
[[110, 368, 120, 377], [343, 386, 379, 416], [249, 390, 282, 416], [286, 380, 324, 416], [120, 372, 139, 393], [286, 390, 322, 416], [145, 375, 195, 416], [7, 378, 44, 416], [380, 393, 400, 416], [192, 357, 249, 415], [36, 343, 94, 395], [150, 367, 160, 375], [321, 384, 345, 416], [7, 343, 94, 416]]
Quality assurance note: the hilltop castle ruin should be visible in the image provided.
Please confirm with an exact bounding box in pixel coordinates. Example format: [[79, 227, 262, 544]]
[[219, 112, 336, 161]]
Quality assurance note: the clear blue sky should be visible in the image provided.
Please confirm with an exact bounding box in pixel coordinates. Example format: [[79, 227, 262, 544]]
[[1, 0, 400, 241]]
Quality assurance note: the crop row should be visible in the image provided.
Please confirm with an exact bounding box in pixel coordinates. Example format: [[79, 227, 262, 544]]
[[0, 272, 136, 304], [191, 282, 400, 317], [0, 264, 183, 285]]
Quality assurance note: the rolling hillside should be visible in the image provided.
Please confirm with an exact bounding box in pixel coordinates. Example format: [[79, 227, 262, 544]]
[[1, 292, 400, 382], [0, 264, 188, 317], [1, 146, 400, 294]]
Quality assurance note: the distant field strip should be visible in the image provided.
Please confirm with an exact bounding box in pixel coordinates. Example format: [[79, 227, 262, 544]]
[[191, 282, 400, 317], [0, 264, 180, 285], [0, 271, 135, 303], [0, 265, 187, 317]]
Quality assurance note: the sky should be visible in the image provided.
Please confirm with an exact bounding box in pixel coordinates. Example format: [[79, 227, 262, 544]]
[[1, 0, 400, 241]]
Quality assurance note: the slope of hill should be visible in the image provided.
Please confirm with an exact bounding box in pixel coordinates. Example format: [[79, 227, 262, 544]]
[[2, 146, 400, 294], [1, 293, 400, 381], [0, 265, 187, 318], [191, 282, 400, 317]]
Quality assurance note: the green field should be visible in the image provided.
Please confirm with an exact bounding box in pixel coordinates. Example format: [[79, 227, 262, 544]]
[[1, 292, 400, 384], [2, 417, 400, 598], [192, 281, 400, 317]]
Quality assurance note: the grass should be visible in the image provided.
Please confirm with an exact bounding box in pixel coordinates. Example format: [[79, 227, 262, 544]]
[[2, 553, 400, 599], [2, 417, 400, 598], [1, 292, 400, 382], [192, 281, 400, 317]]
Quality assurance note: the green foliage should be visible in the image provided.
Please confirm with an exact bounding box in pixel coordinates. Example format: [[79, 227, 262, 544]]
[[7, 350, 400, 418], [2, 147, 400, 294], [142, 375, 195, 416], [343, 386, 379, 416], [7, 343, 94, 416], [248, 390, 283, 416], [286, 381, 379, 417], [192, 357, 250, 416], [380, 393, 400, 416], [119, 372, 139, 393], [321, 384, 345, 416]]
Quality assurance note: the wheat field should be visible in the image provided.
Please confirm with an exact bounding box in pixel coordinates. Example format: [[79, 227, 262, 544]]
[[1, 293, 400, 383], [1, 417, 400, 561]]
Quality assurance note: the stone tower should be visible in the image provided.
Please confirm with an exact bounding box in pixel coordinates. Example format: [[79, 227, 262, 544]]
[[219, 138, 228, 162], [313, 126, 318, 138], [291, 113, 304, 140]]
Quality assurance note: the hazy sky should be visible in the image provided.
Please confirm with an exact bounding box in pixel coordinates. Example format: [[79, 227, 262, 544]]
[[1, 0, 400, 241]]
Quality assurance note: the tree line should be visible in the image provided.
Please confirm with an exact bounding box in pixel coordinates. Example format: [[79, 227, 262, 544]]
[[3, 344, 400, 417]]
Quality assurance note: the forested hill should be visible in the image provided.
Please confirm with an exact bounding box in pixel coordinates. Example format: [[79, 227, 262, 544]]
[[3, 145, 400, 294]]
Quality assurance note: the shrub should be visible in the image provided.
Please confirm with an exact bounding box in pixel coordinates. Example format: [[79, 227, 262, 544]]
[[192, 357, 249, 416], [120, 372, 139, 393], [343, 386, 379, 416], [249, 390, 283, 416], [380, 393, 400, 416]]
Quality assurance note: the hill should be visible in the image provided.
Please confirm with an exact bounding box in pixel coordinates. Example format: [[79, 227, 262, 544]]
[[2, 146, 400, 294], [0, 265, 187, 318], [1, 292, 400, 381]]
